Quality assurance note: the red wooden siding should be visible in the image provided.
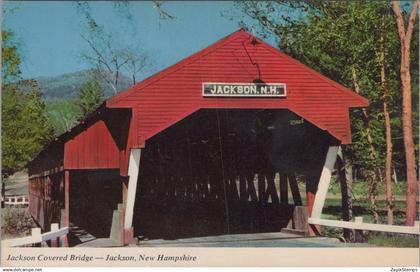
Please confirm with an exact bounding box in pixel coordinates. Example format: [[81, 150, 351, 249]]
[[28, 143, 64, 176], [118, 108, 138, 176], [107, 30, 368, 146], [64, 119, 120, 169], [29, 173, 64, 230]]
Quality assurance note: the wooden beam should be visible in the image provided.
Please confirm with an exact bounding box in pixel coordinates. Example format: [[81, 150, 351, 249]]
[[265, 171, 279, 204], [239, 175, 247, 202], [229, 176, 240, 202], [306, 190, 319, 236], [288, 173, 302, 206], [64, 170, 69, 227], [308, 217, 419, 235], [123, 148, 142, 229], [122, 177, 129, 208], [29, 166, 64, 179], [257, 172, 266, 203], [311, 146, 340, 219], [247, 173, 258, 202], [279, 173, 288, 204]]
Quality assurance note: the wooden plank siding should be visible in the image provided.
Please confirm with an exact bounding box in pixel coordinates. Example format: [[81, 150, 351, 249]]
[[107, 30, 368, 156], [28, 172, 64, 231], [29, 29, 368, 178], [64, 119, 120, 169], [28, 108, 130, 231]]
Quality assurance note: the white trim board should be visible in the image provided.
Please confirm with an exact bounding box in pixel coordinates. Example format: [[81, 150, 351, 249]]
[[311, 145, 340, 219], [124, 148, 142, 229], [309, 145, 419, 235], [309, 217, 419, 235]]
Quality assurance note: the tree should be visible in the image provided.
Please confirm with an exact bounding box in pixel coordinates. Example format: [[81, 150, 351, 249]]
[[2, 30, 54, 176], [76, 79, 104, 118], [379, 11, 394, 224], [391, 1, 419, 226], [234, 1, 404, 224], [76, 1, 154, 93], [124, 51, 148, 86], [80, 33, 149, 92], [1, 30, 21, 84], [46, 99, 82, 135], [2, 81, 54, 176], [153, 1, 176, 20]]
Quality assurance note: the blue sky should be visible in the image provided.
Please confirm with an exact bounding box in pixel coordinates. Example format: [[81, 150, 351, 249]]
[[2, 1, 278, 79]]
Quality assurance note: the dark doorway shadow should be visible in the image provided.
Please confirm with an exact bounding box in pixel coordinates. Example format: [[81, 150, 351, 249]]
[[133, 109, 332, 240]]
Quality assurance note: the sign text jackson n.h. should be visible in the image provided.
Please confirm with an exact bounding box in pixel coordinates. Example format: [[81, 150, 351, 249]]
[[202, 83, 286, 98]]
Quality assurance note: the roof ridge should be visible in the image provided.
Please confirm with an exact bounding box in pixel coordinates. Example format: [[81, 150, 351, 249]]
[[107, 29, 368, 108]]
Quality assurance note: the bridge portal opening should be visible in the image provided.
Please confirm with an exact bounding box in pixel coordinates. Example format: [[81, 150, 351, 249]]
[[133, 109, 335, 239]]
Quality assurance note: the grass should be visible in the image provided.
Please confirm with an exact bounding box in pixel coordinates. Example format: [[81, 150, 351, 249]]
[[321, 197, 419, 247], [295, 179, 410, 224], [326, 179, 408, 198], [293, 180, 417, 247], [367, 233, 419, 247]]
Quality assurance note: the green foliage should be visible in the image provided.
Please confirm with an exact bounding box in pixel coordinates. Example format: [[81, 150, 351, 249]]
[[2, 82, 54, 176], [1, 207, 36, 238], [1, 30, 21, 83], [367, 233, 419, 247], [46, 99, 82, 135], [1, 30, 54, 176], [281, 2, 399, 173], [235, 1, 419, 180], [76, 79, 104, 118], [328, 180, 407, 197]]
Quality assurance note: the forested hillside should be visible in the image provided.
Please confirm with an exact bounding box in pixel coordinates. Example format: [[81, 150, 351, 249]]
[[35, 69, 132, 100]]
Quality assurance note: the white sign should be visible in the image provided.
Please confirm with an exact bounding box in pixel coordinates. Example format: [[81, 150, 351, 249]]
[[202, 82, 286, 97]]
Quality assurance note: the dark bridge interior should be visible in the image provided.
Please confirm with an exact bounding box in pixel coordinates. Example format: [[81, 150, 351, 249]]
[[133, 109, 334, 240], [69, 169, 122, 239]]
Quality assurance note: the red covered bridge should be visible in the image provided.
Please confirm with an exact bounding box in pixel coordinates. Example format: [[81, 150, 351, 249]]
[[28, 30, 368, 245]]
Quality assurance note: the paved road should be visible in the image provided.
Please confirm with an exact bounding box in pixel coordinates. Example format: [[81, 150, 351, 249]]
[[4, 181, 28, 195]]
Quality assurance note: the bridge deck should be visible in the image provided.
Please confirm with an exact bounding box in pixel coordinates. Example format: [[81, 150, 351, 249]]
[[133, 232, 363, 248]]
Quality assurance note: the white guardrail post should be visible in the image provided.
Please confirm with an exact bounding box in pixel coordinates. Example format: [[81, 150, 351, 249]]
[[50, 223, 59, 247], [1, 223, 69, 247]]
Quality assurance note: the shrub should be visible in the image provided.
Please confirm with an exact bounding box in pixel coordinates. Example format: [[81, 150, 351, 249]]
[[1, 207, 36, 238]]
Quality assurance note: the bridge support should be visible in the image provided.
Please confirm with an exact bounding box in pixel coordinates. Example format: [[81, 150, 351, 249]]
[[308, 146, 340, 235], [123, 148, 142, 245]]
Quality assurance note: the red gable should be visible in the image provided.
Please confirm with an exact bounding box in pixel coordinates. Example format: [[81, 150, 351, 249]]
[[107, 29, 368, 145]]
